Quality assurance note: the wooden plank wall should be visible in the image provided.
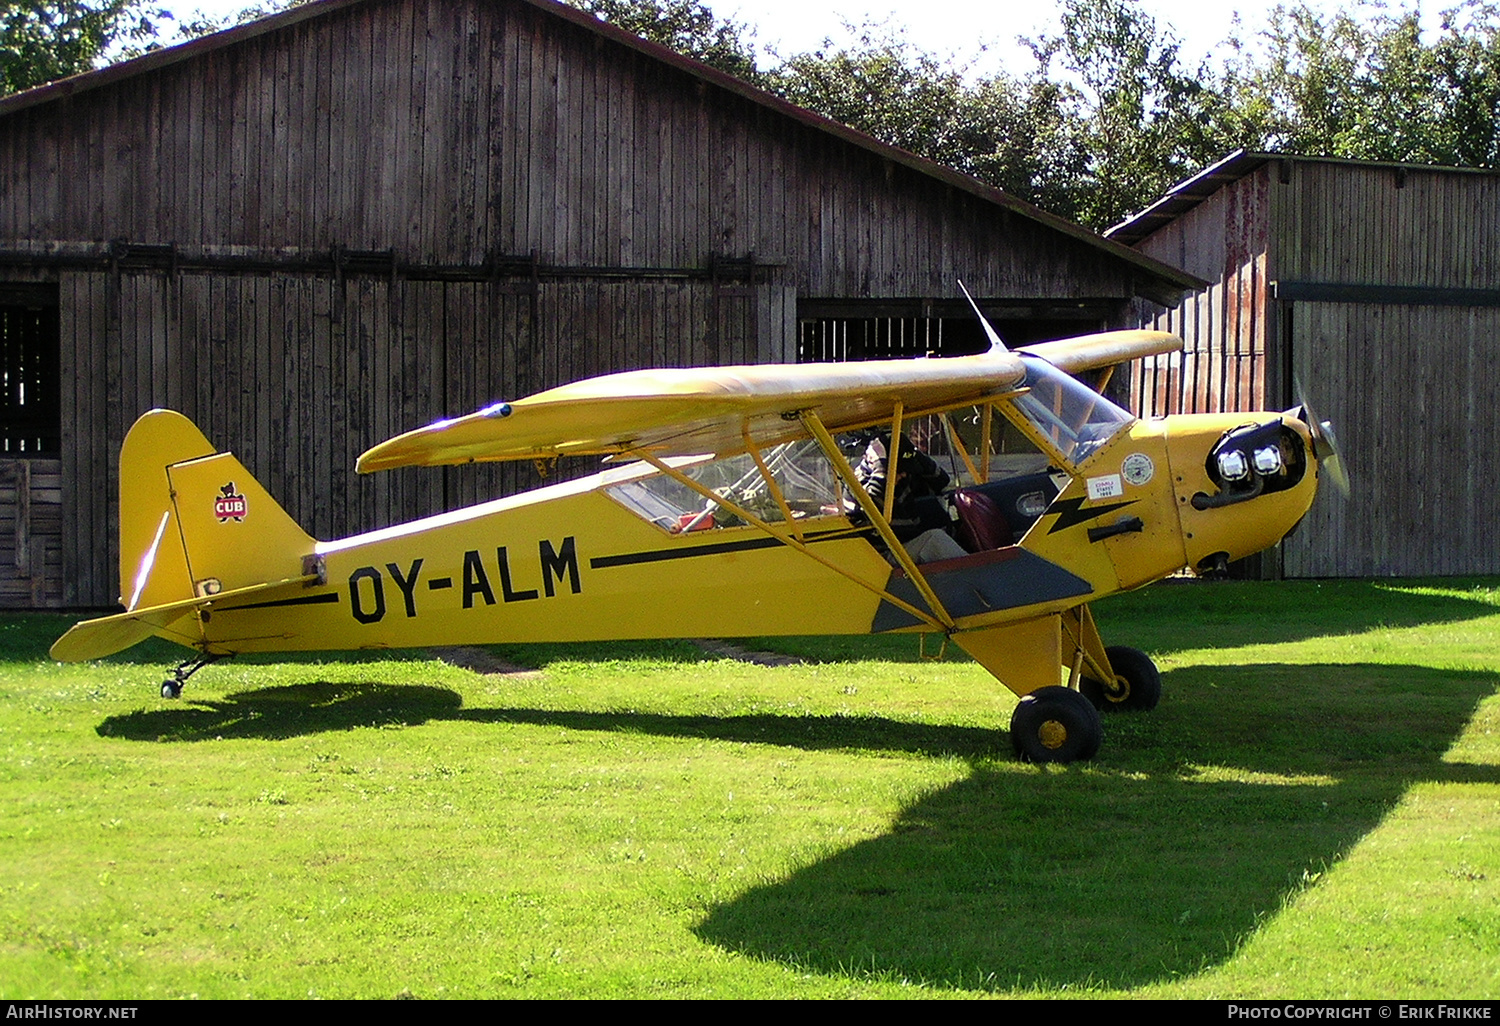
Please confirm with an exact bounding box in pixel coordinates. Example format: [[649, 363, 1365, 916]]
[[1282, 302, 1500, 577], [1274, 162, 1500, 577], [55, 268, 764, 606], [1275, 162, 1500, 289], [1131, 167, 1271, 416], [1132, 158, 1500, 578], [0, 459, 62, 607]]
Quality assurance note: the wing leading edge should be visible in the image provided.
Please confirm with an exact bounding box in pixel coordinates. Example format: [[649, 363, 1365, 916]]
[[1017, 329, 1181, 377]]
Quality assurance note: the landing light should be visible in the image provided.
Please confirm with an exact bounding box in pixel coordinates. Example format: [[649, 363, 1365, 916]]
[[1216, 449, 1250, 482], [1252, 445, 1284, 475]]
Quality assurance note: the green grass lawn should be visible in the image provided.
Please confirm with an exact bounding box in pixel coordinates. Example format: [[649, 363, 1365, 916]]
[[1, 579, 1496, 998]]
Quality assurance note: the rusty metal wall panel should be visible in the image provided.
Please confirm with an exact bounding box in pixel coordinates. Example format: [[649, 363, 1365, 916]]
[[1131, 167, 1272, 417]]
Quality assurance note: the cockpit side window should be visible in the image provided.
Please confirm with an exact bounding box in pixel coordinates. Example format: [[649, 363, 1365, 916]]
[[604, 440, 841, 534], [1007, 356, 1134, 467]]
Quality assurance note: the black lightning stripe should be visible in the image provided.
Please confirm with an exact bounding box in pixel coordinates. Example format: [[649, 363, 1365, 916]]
[[1045, 497, 1138, 534], [214, 592, 340, 613], [590, 527, 868, 569]]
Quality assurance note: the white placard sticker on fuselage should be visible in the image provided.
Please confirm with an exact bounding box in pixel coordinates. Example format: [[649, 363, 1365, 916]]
[[1121, 452, 1155, 486], [1086, 474, 1124, 500]]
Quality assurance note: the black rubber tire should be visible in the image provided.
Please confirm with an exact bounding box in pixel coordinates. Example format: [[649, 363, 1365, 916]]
[[1010, 686, 1102, 763], [1081, 646, 1162, 712], [161, 680, 182, 699]]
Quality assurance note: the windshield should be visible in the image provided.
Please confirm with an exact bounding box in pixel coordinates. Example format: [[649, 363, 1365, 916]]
[[1009, 356, 1134, 466]]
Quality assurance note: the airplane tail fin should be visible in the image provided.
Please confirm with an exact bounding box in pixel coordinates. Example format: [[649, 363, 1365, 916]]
[[50, 410, 317, 662]]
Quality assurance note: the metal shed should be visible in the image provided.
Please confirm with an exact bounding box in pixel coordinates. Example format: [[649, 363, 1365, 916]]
[[1110, 150, 1500, 578], [0, 0, 1199, 608]]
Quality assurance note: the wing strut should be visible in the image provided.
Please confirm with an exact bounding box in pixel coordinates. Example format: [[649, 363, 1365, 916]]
[[799, 410, 956, 631], [939, 411, 982, 484], [740, 424, 804, 542], [631, 449, 946, 632], [883, 402, 904, 525]]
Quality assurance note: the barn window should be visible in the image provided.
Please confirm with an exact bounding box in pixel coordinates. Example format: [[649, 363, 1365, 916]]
[[797, 306, 986, 362], [0, 285, 61, 458], [796, 298, 1118, 363]]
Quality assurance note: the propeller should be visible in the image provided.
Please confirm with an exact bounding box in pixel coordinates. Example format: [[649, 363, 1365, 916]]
[[1294, 379, 1350, 499]]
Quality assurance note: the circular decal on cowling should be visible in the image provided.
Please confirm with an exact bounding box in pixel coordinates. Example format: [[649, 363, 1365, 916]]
[[1121, 453, 1155, 487]]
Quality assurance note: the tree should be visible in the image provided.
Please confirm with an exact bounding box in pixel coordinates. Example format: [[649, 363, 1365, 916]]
[[762, 29, 1090, 216], [1229, 1, 1500, 168], [1028, 0, 1236, 230], [565, 0, 760, 82], [0, 0, 163, 95]]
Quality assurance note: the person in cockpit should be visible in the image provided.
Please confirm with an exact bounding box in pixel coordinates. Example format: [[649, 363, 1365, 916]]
[[851, 432, 967, 564]]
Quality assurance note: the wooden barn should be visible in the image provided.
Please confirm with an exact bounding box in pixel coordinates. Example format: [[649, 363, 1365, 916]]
[[0, 0, 1199, 609], [1109, 150, 1500, 578]]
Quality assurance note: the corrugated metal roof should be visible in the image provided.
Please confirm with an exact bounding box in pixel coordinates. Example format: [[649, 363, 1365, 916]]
[[0, 0, 1205, 296]]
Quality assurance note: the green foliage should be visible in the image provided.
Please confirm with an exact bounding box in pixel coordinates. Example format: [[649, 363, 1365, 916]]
[[1227, 1, 1500, 167], [565, 0, 760, 82], [1028, 0, 1239, 230], [0, 0, 162, 93]]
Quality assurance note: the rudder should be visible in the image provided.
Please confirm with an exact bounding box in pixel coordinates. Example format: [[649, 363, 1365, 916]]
[[119, 409, 316, 610]]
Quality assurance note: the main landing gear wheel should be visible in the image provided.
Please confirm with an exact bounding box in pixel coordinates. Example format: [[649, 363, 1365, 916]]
[[1080, 645, 1162, 713], [1010, 686, 1102, 763]]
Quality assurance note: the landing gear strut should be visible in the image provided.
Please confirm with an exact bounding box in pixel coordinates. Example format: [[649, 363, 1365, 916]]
[[160, 653, 226, 699]]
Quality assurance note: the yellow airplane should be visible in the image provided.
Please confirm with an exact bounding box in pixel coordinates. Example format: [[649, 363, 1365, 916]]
[[50, 302, 1342, 763]]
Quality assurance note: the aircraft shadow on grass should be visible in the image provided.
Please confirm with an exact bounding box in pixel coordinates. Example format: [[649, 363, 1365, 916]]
[[96, 660, 1500, 992], [693, 661, 1500, 991], [96, 679, 1003, 754]]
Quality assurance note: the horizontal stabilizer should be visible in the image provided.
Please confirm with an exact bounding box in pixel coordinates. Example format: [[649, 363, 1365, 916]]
[[49, 573, 319, 663]]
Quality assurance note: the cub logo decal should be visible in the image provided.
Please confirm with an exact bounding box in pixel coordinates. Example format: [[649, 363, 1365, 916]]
[[215, 482, 248, 522]]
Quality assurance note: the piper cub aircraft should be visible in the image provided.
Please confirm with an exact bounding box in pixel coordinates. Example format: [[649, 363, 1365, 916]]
[[51, 300, 1341, 763]]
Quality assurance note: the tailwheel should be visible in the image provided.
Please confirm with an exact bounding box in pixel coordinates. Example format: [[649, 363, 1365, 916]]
[[1010, 686, 1102, 763], [158, 652, 226, 700], [1080, 645, 1162, 713]]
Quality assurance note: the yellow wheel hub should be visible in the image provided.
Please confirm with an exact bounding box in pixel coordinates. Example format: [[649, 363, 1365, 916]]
[[1038, 719, 1068, 749]]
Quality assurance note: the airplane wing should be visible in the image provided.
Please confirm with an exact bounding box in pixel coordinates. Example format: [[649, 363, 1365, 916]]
[[355, 328, 1186, 473], [356, 349, 1029, 472], [1017, 329, 1182, 377]]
